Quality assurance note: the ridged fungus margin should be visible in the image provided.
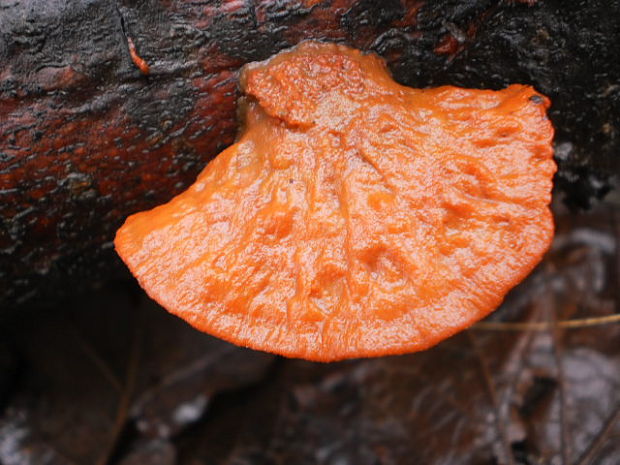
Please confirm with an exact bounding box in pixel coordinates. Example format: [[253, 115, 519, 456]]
[[115, 41, 556, 361]]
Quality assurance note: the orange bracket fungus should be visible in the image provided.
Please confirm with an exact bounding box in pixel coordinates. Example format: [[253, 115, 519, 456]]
[[115, 41, 556, 362]]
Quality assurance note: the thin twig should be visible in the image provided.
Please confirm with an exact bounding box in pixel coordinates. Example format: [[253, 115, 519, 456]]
[[497, 304, 541, 431], [70, 326, 123, 393], [472, 313, 620, 331], [575, 405, 620, 465], [613, 206, 620, 313], [467, 332, 516, 465], [96, 320, 142, 465], [549, 305, 570, 465]]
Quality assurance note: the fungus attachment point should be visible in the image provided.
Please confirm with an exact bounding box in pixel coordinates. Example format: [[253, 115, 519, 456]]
[[115, 42, 556, 361]]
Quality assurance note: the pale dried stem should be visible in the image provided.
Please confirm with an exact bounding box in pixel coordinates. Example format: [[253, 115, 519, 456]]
[[472, 314, 620, 332]]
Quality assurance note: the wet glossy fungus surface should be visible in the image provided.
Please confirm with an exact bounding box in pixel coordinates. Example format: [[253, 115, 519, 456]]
[[115, 41, 556, 361]]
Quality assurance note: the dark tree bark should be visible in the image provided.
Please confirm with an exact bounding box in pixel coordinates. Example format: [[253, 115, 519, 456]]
[[1, 0, 619, 309]]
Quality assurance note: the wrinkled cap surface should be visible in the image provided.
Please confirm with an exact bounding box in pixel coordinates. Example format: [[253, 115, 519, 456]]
[[115, 41, 556, 361]]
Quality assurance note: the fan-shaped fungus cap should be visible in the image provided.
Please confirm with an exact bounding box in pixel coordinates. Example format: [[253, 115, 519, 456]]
[[115, 41, 555, 362]]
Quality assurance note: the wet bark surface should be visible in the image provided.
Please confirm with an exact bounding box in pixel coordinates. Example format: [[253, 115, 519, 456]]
[[0, 199, 619, 464], [1, 0, 619, 308]]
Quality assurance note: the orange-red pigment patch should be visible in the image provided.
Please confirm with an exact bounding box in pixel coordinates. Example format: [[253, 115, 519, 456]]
[[115, 41, 556, 361]]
